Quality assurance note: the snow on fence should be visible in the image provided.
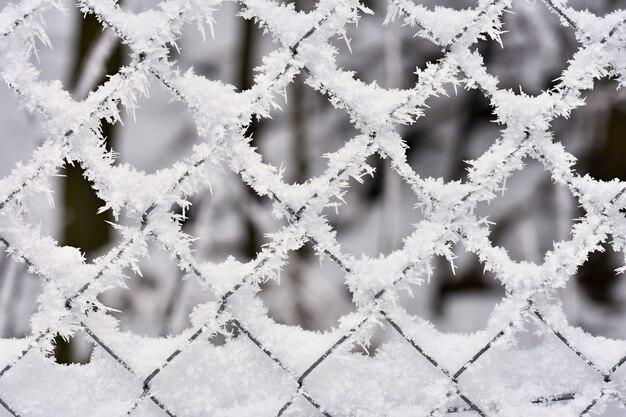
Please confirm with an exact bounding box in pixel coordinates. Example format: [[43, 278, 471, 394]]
[[0, 0, 625, 416]]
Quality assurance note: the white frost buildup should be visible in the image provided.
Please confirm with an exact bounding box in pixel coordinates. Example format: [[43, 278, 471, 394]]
[[0, 0, 625, 416]]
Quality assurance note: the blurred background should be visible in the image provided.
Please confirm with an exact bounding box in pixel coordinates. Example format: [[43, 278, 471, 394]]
[[1, 0, 626, 365]]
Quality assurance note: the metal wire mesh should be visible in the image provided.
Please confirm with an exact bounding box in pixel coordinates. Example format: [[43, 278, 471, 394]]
[[0, 0, 626, 416]]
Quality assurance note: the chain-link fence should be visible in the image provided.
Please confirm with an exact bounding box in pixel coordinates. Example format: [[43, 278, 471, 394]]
[[0, 0, 626, 416]]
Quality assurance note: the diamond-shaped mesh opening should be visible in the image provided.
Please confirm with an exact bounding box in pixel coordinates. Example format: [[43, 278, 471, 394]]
[[97, 242, 214, 337], [259, 242, 356, 332], [470, 0, 577, 95], [553, 78, 626, 164], [67, 16, 128, 99], [323, 154, 424, 257], [59, 163, 123, 261], [403, 84, 496, 182], [173, 2, 277, 90], [328, 3, 446, 88], [187, 175, 287, 263], [455, 121, 504, 180], [256, 72, 360, 183], [561, 241, 626, 339], [115, 75, 201, 174], [475, 157, 580, 263], [400, 247, 505, 333], [556, 80, 626, 182], [21, 4, 127, 100], [23, 5, 76, 92]]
